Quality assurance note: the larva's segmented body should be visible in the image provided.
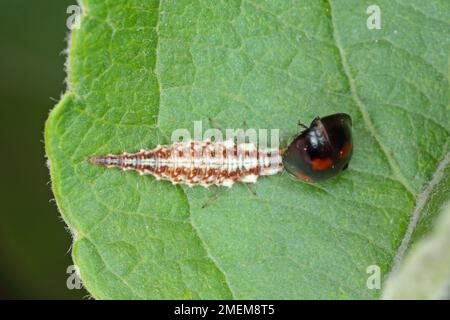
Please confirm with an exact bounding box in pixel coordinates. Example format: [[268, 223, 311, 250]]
[[89, 140, 283, 188]]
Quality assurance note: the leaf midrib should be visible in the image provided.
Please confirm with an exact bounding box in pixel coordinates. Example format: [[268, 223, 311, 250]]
[[390, 149, 450, 273]]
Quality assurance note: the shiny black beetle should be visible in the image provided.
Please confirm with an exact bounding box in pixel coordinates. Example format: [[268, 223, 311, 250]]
[[282, 113, 353, 182]]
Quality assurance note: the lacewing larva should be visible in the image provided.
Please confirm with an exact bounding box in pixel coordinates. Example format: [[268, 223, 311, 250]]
[[88, 140, 283, 188]]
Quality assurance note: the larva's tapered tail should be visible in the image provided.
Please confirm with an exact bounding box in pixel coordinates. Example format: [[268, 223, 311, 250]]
[[88, 151, 150, 171], [88, 154, 127, 168], [88, 155, 120, 166], [88, 141, 283, 188]]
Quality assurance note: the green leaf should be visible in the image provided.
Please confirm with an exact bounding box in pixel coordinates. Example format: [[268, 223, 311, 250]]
[[382, 201, 450, 299], [45, 0, 450, 299]]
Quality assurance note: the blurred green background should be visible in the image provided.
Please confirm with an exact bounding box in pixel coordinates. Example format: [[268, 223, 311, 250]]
[[0, 1, 85, 299]]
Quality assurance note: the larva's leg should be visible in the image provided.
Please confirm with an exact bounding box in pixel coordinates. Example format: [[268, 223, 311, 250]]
[[201, 185, 222, 209], [208, 117, 222, 131], [245, 183, 257, 196], [242, 120, 248, 131]]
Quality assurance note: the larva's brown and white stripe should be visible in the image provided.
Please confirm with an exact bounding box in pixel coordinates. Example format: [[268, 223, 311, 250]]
[[88, 140, 283, 188]]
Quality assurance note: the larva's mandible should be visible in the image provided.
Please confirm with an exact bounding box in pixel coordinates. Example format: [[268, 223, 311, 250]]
[[89, 140, 283, 188]]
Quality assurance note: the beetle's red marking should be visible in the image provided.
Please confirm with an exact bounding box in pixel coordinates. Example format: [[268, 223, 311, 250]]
[[88, 140, 283, 188], [338, 142, 350, 160], [311, 158, 333, 170]]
